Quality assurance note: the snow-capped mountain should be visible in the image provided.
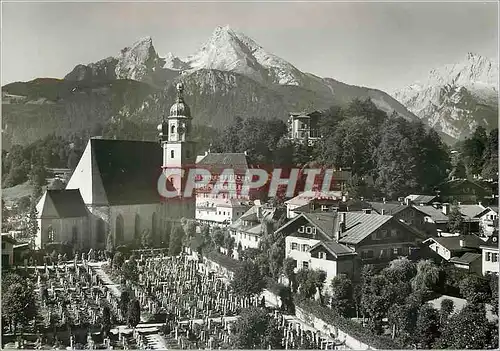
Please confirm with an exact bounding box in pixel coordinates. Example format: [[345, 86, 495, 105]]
[[182, 25, 306, 86], [4, 25, 420, 146], [393, 53, 498, 140], [65, 37, 179, 86]]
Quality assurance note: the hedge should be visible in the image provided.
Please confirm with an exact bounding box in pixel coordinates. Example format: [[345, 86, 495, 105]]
[[205, 251, 243, 272], [295, 298, 402, 350]]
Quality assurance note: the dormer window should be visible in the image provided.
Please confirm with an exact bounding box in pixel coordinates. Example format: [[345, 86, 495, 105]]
[[318, 251, 327, 260]]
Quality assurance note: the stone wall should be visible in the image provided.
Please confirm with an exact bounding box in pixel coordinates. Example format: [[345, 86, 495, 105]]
[[295, 306, 375, 350]]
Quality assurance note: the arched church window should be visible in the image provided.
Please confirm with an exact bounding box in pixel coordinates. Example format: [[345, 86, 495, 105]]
[[135, 214, 141, 241], [96, 219, 105, 243], [72, 226, 78, 245], [152, 212, 157, 238], [171, 125, 176, 134], [171, 150, 175, 158], [115, 214, 124, 244], [48, 225, 55, 243]]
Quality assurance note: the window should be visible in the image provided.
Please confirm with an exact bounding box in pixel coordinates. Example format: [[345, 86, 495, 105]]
[[486, 252, 492, 261], [298, 226, 305, 233], [393, 247, 399, 255], [302, 261, 309, 269], [302, 244, 310, 252], [48, 226, 55, 243], [171, 125, 175, 134], [410, 211, 415, 217], [72, 226, 78, 244], [493, 253, 498, 263], [254, 236, 258, 242], [305, 226, 313, 234], [381, 230, 388, 238], [1, 242, 5, 250], [170, 150, 175, 158], [291, 242, 298, 250], [318, 251, 327, 260], [366, 250, 374, 258], [391, 229, 398, 237]]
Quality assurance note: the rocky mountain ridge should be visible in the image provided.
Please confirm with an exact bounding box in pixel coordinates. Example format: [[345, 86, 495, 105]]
[[393, 53, 498, 139], [3, 25, 438, 148]]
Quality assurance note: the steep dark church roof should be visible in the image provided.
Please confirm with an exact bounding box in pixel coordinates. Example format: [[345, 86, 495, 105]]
[[39, 189, 88, 218], [91, 139, 163, 205], [66, 138, 164, 206]]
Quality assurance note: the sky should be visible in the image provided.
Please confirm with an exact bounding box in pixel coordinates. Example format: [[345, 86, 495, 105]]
[[1, 1, 498, 92]]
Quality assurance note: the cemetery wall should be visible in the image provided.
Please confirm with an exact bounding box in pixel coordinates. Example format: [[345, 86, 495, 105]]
[[261, 288, 380, 350], [295, 306, 375, 350]]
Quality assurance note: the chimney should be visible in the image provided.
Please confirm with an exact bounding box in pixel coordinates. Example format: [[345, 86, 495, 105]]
[[342, 194, 347, 202], [381, 209, 385, 215], [256, 205, 263, 220], [458, 202, 461, 206], [339, 212, 346, 233], [244, 150, 248, 156], [459, 239, 465, 247], [382, 197, 386, 204], [360, 197, 364, 202], [398, 197, 404, 204], [442, 203, 450, 215], [404, 198, 411, 206], [478, 201, 482, 207]]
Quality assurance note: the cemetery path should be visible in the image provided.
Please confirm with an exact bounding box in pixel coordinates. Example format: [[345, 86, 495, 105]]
[[88, 262, 122, 298]]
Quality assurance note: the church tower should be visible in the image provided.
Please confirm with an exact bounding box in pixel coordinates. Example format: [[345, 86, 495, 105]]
[[158, 83, 196, 220]]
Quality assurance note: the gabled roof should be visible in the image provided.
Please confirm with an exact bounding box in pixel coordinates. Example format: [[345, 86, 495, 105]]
[[302, 212, 339, 240], [196, 153, 249, 174], [369, 202, 408, 215], [424, 235, 484, 252], [293, 199, 372, 214], [413, 205, 449, 223], [217, 199, 249, 208], [439, 178, 489, 192], [338, 213, 393, 245], [449, 252, 482, 265], [405, 194, 437, 205], [459, 205, 489, 219], [67, 138, 163, 206], [285, 190, 342, 206], [48, 190, 88, 218], [480, 234, 499, 249], [38, 189, 88, 218], [309, 241, 356, 257], [229, 205, 282, 236]]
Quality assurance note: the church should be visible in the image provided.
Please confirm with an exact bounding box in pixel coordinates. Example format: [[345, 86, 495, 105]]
[[35, 83, 196, 250]]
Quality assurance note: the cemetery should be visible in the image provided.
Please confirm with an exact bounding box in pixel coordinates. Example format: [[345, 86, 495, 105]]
[[1, 250, 345, 350]]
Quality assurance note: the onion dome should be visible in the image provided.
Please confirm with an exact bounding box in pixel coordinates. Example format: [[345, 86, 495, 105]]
[[169, 82, 191, 118]]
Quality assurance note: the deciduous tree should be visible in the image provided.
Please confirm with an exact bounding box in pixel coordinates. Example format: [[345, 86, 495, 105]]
[[231, 261, 265, 299]]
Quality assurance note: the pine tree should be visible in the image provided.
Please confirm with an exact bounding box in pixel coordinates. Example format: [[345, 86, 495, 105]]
[[106, 232, 114, 252], [127, 299, 141, 328], [448, 202, 464, 234], [27, 202, 38, 248]]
